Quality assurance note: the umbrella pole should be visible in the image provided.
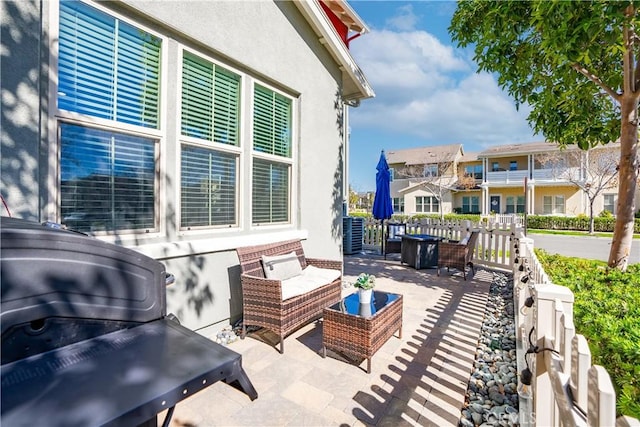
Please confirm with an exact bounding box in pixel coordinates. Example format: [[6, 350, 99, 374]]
[[381, 219, 385, 256]]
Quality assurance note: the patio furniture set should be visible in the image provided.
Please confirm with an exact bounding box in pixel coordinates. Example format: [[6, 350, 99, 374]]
[[385, 222, 480, 280], [236, 239, 402, 372], [236, 230, 477, 372]]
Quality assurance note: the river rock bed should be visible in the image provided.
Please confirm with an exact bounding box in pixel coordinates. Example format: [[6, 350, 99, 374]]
[[460, 272, 519, 427]]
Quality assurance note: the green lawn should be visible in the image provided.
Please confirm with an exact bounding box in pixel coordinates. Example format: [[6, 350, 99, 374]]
[[527, 229, 640, 239]]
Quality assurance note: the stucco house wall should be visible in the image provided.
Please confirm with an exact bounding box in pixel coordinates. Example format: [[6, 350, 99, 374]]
[[1, 0, 372, 333]]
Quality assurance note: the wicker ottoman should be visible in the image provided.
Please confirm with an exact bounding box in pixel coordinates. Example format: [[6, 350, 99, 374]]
[[322, 291, 403, 373]]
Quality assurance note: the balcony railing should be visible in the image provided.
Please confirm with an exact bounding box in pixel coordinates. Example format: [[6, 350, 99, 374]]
[[485, 169, 529, 183], [532, 166, 581, 182]]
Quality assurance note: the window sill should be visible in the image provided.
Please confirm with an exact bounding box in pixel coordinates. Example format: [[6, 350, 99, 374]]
[[133, 229, 309, 260]]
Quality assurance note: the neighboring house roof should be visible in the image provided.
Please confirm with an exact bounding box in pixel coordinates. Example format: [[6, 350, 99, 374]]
[[477, 141, 580, 157], [294, 0, 374, 102], [458, 152, 480, 163], [387, 144, 464, 166]]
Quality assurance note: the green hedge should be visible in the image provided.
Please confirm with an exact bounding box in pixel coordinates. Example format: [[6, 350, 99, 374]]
[[536, 250, 640, 418], [348, 212, 482, 223], [527, 215, 640, 233]]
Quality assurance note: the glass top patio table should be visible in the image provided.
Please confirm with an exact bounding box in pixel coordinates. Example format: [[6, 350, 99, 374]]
[[322, 290, 403, 373], [325, 290, 400, 318]]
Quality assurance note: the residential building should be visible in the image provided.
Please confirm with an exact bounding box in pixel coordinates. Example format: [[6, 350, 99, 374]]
[[387, 144, 465, 216], [1, 0, 373, 333], [388, 141, 639, 218]]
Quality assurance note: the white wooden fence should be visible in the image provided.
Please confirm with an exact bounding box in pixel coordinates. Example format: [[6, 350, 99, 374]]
[[514, 238, 639, 427], [362, 217, 520, 271], [358, 217, 639, 425]]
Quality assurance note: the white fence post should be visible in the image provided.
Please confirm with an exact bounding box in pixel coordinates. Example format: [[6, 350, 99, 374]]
[[588, 366, 617, 427], [533, 283, 574, 427], [571, 334, 591, 411]]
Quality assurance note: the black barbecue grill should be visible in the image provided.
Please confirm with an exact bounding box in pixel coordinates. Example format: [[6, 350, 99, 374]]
[[1, 217, 257, 426]]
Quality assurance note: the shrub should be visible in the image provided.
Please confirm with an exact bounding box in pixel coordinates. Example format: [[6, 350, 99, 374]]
[[535, 249, 640, 418], [527, 214, 640, 233]]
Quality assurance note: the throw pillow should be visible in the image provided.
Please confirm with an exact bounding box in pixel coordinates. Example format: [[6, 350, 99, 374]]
[[459, 232, 471, 245], [261, 252, 302, 280]]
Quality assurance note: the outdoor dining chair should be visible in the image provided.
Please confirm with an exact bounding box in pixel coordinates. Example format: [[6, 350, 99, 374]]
[[384, 222, 406, 259], [437, 231, 479, 280]]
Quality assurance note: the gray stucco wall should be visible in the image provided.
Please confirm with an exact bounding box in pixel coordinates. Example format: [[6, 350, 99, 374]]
[[2, 0, 347, 333]]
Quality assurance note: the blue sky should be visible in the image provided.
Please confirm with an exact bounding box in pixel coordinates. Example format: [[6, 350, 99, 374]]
[[346, 1, 540, 191]]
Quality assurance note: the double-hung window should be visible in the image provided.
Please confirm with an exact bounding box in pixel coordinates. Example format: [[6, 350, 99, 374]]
[[416, 196, 439, 213], [424, 164, 438, 178], [462, 196, 480, 214], [58, 1, 161, 233], [543, 195, 565, 214], [505, 196, 525, 214], [603, 194, 616, 214], [180, 51, 241, 229], [392, 197, 404, 214], [252, 84, 293, 225]]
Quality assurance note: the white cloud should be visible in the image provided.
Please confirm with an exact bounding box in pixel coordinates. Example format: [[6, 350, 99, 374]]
[[347, 4, 539, 190], [353, 73, 535, 148], [385, 4, 419, 31], [349, 25, 537, 151], [351, 29, 468, 103]]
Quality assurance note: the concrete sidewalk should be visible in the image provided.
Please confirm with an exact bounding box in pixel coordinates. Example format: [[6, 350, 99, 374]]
[[161, 253, 493, 427]]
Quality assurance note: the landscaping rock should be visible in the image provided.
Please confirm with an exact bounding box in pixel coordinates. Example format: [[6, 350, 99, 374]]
[[460, 272, 519, 426]]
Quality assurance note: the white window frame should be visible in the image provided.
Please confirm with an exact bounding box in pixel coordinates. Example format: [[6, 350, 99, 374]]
[[424, 164, 439, 178], [543, 195, 565, 215], [250, 80, 296, 228], [50, 0, 167, 239], [177, 47, 244, 232], [415, 196, 439, 213], [393, 197, 404, 214], [603, 193, 616, 214], [462, 196, 480, 214]]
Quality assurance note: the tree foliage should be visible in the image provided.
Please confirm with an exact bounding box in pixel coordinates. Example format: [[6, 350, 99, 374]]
[[450, 0, 640, 270]]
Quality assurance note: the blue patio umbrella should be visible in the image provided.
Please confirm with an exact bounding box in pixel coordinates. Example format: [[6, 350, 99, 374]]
[[372, 150, 393, 254]]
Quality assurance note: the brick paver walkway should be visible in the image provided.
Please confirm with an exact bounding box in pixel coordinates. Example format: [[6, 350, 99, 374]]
[[161, 252, 493, 427]]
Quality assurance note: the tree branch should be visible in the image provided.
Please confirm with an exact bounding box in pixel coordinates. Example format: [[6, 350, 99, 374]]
[[571, 63, 621, 101]]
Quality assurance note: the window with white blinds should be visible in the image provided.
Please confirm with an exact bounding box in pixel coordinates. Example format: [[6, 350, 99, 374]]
[[58, 0, 161, 128], [252, 84, 293, 225], [179, 51, 240, 229], [58, 1, 160, 234], [181, 146, 237, 228], [181, 52, 240, 144], [60, 123, 156, 232], [252, 159, 289, 224], [253, 84, 292, 157]]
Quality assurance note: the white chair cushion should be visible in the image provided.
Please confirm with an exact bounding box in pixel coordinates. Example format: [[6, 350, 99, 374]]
[[459, 232, 471, 245], [261, 252, 302, 280], [280, 265, 341, 301]]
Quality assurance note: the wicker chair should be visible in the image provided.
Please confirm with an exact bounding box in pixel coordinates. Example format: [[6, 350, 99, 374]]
[[384, 222, 406, 259], [437, 231, 479, 280], [235, 240, 342, 354]]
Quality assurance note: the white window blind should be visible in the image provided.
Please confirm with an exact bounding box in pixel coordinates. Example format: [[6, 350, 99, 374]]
[[58, 1, 161, 128], [181, 52, 240, 144], [60, 123, 156, 232], [252, 160, 289, 224], [181, 146, 237, 228], [253, 84, 291, 157]]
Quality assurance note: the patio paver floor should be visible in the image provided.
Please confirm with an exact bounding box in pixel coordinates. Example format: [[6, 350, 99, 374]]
[[160, 251, 493, 427]]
